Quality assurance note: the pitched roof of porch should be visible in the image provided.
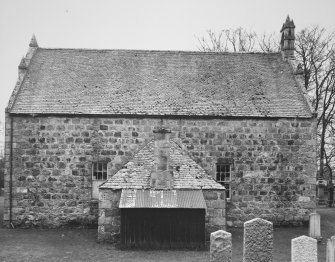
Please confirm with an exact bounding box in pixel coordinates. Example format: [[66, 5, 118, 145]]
[[100, 139, 224, 190]]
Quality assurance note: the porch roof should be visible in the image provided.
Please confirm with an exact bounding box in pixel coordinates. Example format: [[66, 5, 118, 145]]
[[100, 139, 224, 190], [119, 189, 207, 209]]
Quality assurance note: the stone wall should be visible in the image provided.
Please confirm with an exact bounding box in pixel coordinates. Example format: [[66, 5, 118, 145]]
[[98, 188, 121, 242], [98, 189, 225, 242], [203, 189, 226, 237], [4, 115, 317, 227]]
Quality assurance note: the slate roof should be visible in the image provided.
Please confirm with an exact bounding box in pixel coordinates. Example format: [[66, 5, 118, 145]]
[[9, 48, 313, 118], [100, 139, 224, 190]]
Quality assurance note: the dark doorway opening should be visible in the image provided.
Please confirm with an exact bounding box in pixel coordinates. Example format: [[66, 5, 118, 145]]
[[121, 208, 205, 249]]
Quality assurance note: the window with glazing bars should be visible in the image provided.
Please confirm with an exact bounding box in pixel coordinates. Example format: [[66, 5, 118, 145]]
[[216, 164, 231, 199], [92, 162, 108, 180]]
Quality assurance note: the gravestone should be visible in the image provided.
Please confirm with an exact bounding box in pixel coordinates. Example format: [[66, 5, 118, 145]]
[[309, 213, 321, 240], [291, 235, 317, 262], [326, 236, 335, 262], [243, 218, 273, 262], [210, 230, 232, 262]]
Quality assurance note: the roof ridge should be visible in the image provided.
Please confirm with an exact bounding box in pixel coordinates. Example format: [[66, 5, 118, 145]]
[[37, 47, 281, 56]]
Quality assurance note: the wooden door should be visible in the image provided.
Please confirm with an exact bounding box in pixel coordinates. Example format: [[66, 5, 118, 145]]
[[121, 208, 205, 249]]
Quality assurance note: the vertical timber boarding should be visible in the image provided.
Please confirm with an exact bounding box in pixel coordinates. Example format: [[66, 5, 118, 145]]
[[121, 208, 205, 249]]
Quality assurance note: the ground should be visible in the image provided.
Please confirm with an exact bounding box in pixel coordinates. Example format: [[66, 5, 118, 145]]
[[0, 194, 334, 262]]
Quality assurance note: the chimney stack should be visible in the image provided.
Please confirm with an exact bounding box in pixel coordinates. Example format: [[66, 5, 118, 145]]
[[280, 15, 295, 60], [150, 127, 173, 189]]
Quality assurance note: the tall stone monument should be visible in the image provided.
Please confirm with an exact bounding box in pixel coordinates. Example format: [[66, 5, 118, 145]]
[[243, 218, 273, 262]]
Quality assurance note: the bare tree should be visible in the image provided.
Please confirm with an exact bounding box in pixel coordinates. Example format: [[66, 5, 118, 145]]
[[197, 28, 262, 52], [295, 26, 335, 181], [197, 30, 229, 52], [257, 33, 280, 52], [197, 28, 278, 52]]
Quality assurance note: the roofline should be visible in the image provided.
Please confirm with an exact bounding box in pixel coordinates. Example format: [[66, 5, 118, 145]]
[[37, 47, 281, 56], [99, 186, 225, 190], [286, 59, 317, 117], [7, 37, 39, 112], [7, 67, 30, 113], [8, 112, 315, 120]]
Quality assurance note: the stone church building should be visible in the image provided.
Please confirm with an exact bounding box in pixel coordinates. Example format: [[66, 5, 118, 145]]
[[4, 17, 317, 248]]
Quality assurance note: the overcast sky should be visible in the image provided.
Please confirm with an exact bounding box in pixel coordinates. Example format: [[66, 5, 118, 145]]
[[0, 0, 334, 123]]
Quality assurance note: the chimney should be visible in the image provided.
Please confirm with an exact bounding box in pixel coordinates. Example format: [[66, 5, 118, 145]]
[[150, 127, 173, 189], [280, 15, 295, 60]]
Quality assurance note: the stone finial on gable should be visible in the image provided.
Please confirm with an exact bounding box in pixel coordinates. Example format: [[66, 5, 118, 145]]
[[18, 57, 27, 70], [26, 34, 39, 63], [29, 34, 38, 48]]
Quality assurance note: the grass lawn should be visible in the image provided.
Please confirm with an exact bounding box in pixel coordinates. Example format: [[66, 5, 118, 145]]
[[0, 195, 334, 262]]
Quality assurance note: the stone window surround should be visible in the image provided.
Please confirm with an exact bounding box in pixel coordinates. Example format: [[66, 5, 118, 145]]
[[92, 162, 108, 181], [216, 163, 232, 199], [214, 158, 234, 201], [92, 161, 109, 200]]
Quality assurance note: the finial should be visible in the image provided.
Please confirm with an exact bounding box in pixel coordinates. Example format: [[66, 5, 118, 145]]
[[18, 57, 27, 69], [286, 15, 290, 23], [29, 34, 38, 47], [284, 15, 295, 27], [281, 15, 295, 32]]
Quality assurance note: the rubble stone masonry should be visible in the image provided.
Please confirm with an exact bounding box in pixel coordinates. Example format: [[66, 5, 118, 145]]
[[4, 115, 317, 227], [98, 189, 121, 242], [97, 189, 225, 242]]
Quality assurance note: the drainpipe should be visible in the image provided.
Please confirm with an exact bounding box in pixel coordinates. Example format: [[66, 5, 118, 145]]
[[9, 115, 13, 226]]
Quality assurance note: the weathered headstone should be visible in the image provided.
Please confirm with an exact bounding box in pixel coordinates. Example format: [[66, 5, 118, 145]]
[[326, 236, 335, 262], [309, 213, 321, 239], [243, 218, 273, 262], [291, 235, 317, 262], [210, 230, 232, 262]]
